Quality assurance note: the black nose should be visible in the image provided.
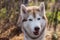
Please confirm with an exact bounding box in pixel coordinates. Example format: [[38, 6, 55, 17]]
[[34, 27, 40, 31]]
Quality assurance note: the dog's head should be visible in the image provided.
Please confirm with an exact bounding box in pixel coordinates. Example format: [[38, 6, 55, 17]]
[[20, 2, 47, 37]]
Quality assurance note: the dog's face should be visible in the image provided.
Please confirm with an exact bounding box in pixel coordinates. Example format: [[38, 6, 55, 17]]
[[21, 2, 46, 37]]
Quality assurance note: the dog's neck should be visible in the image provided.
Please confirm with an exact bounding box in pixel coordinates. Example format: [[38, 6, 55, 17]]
[[24, 30, 45, 40]]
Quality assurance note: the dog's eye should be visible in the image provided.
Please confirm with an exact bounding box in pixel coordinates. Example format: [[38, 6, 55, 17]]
[[22, 19, 27, 22], [37, 18, 40, 20], [29, 19, 32, 21]]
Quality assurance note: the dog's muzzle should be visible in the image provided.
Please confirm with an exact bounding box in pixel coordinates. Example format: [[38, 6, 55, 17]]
[[23, 26, 45, 39], [33, 27, 40, 35]]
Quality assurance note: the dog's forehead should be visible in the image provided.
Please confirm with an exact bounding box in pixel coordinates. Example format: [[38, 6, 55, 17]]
[[26, 6, 39, 12], [26, 6, 39, 10], [26, 6, 40, 18]]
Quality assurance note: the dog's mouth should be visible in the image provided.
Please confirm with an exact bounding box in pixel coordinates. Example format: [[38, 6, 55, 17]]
[[33, 31, 39, 35]]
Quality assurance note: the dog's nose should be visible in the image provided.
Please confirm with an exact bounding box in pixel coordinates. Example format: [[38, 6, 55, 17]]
[[34, 27, 40, 31]]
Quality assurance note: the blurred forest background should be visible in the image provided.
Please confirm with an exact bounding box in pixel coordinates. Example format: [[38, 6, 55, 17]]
[[0, 0, 60, 40]]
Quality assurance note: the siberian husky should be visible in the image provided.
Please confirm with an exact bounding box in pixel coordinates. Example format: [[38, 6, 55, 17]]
[[20, 2, 47, 40]]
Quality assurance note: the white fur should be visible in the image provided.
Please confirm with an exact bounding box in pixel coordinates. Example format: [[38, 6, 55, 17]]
[[23, 13, 46, 40], [21, 2, 47, 40]]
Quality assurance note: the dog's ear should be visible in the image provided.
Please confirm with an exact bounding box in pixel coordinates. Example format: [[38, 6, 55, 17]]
[[20, 4, 27, 19], [39, 2, 45, 16], [21, 4, 27, 14]]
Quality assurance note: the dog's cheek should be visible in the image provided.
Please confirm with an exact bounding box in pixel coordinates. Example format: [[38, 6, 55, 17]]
[[27, 22, 34, 32], [42, 19, 46, 27], [23, 22, 27, 28]]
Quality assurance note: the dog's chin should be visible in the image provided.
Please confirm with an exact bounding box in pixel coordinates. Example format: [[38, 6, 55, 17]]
[[33, 31, 39, 35]]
